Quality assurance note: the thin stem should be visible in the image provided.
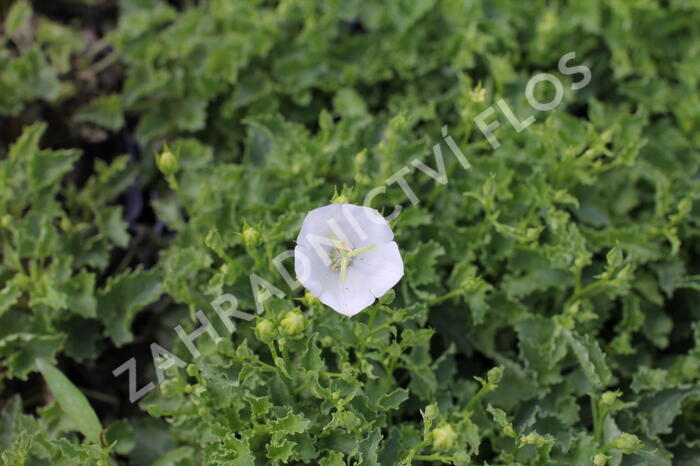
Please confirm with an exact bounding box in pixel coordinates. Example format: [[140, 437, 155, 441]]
[[280, 339, 292, 366], [267, 342, 294, 392], [465, 384, 492, 412], [565, 280, 607, 309], [242, 354, 277, 373], [167, 175, 192, 215], [592, 395, 608, 445], [401, 439, 431, 465], [429, 288, 464, 306], [413, 454, 454, 463]]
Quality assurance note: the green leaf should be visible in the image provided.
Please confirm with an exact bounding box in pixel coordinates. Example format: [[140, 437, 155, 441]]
[[633, 387, 700, 437], [73, 94, 125, 131], [357, 428, 382, 466], [97, 267, 163, 345], [104, 419, 135, 455], [35, 359, 103, 444], [4, 0, 32, 36], [378, 388, 409, 411], [404, 240, 445, 287], [0, 333, 65, 380], [564, 330, 612, 390], [29, 149, 81, 191], [58, 270, 97, 318]]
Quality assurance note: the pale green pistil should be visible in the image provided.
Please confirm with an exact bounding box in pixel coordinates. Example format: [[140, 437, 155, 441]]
[[329, 233, 375, 282]]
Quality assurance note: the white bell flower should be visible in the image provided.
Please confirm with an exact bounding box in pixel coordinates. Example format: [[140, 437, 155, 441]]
[[294, 204, 404, 316]]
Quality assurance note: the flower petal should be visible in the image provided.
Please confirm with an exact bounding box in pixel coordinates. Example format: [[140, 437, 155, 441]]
[[348, 241, 404, 298], [297, 204, 393, 250], [294, 244, 335, 297], [318, 277, 376, 317]]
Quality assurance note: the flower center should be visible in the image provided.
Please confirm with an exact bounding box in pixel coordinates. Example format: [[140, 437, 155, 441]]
[[328, 233, 375, 282]]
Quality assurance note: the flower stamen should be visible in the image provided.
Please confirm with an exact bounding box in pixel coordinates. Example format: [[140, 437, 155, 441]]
[[328, 233, 376, 282]]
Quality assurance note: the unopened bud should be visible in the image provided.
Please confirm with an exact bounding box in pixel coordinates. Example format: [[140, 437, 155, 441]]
[[520, 431, 547, 446], [424, 403, 439, 422], [601, 390, 620, 406], [300, 289, 320, 308], [331, 189, 350, 204], [279, 310, 304, 336], [486, 366, 503, 387], [156, 148, 178, 176], [242, 225, 261, 247], [254, 319, 275, 343], [612, 433, 642, 453], [470, 84, 487, 103], [431, 424, 457, 451]]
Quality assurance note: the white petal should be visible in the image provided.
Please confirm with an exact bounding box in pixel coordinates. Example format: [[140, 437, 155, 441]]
[[318, 278, 376, 317], [296, 204, 393, 250], [314, 242, 404, 316], [294, 244, 336, 298], [348, 241, 404, 298]]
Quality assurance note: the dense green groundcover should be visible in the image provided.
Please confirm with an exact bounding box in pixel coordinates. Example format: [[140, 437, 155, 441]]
[[1, 0, 700, 464]]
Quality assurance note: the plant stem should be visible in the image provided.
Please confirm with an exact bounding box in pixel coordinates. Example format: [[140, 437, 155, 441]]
[[401, 439, 431, 465], [414, 454, 454, 463], [267, 342, 294, 392], [465, 384, 492, 412], [429, 288, 464, 306], [167, 174, 192, 215]]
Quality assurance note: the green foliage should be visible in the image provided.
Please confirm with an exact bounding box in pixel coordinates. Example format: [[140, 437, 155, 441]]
[[1, 0, 700, 465], [35, 359, 103, 445]]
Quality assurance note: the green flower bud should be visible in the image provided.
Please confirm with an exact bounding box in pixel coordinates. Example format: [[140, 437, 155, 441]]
[[431, 423, 457, 451], [612, 433, 642, 454], [254, 318, 275, 343], [279, 310, 304, 336], [156, 148, 179, 176], [331, 189, 350, 204], [186, 364, 199, 377], [378, 289, 395, 305], [486, 366, 503, 387], [519, 431, 548, 447], [424, 403, 439, 422], [470, 83, 487, 102], [242, 225, 261, 247], [601, 390, 620, 406], [1, 214, 12, 228], [606, 246, 623, 267], [593, 453, 610, 466], [300, 289, 320, 308]]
